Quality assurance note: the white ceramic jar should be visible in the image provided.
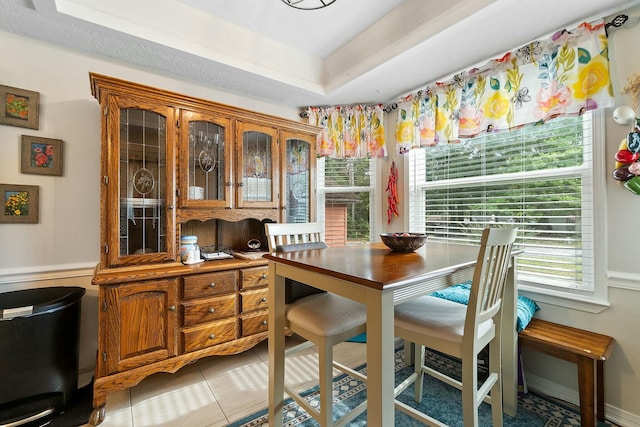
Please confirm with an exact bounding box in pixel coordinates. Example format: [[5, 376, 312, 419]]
[[180, 235, 200, 264]]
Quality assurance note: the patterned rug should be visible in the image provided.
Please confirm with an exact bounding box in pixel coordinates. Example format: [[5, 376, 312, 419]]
[[227, 347, 616, 427]]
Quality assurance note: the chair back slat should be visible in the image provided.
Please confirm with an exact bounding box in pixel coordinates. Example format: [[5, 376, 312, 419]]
[[264, 222, 325, 252], [466, 228, 517, 334]]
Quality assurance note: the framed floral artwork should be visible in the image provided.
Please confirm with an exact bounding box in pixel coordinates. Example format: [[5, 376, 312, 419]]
[[21, 135, 63, 176], [0, 184, 39, 224], [0, 84, 39, 130]]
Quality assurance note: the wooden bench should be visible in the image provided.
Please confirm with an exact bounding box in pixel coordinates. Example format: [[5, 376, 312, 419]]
[[518, 318, 614, 427]]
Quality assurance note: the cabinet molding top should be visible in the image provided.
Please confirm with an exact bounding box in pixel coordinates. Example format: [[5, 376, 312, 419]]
[[89, 72, 320, 134]]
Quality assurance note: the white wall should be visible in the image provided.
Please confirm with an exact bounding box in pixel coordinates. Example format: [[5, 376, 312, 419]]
[[1, 14, 640, 425], [0, 31, 302, 386]]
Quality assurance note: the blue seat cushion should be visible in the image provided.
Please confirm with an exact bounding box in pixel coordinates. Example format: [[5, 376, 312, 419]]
[[430, 281, 540, 332]]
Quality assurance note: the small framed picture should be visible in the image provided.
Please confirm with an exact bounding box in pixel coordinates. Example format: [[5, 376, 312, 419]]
[[21, 135, 63, 176], [0, 84, 40, 130], [0, 184, 39, 224]]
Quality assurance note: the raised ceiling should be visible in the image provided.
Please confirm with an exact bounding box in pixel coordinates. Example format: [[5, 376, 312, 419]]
[[0, 0, 638, 109]]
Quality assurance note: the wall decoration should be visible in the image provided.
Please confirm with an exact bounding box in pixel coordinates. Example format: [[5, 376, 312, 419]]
[[386, 160, 399, 224], [0, 184, 39, 224], [0, 84, 40, 129], [611, 74, 640, 194], [20, 135, 63, 176]]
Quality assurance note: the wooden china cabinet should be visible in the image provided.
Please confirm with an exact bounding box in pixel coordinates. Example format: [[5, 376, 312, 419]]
[[88, 73, 318, 425]]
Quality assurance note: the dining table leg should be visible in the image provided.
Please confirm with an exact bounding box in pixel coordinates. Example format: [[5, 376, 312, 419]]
[[365, 289, 396, 426], [268, 264, 286, 427]]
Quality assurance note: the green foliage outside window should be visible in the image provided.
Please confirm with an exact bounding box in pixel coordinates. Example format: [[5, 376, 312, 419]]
[[420, 116, 589, 286]]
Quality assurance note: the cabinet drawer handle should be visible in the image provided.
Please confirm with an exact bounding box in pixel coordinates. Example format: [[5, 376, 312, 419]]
[[168, 306, 176, 312], [261, 297, 267, 303], [261, 273, 267, 279], [208, 307, 215, 313], [262, 320, 267, 325], [238, 182, 244, 187], [209, 334, 216, 340], [226, 182, 232, 187], [209, 282, 215, 288]]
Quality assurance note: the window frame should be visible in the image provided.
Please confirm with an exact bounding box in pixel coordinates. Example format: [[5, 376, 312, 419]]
[[316, 157, 378, 246], [405, 110, 609, 313]]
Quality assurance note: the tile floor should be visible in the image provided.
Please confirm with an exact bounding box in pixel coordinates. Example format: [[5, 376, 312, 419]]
[[82, 336, 368, 427]]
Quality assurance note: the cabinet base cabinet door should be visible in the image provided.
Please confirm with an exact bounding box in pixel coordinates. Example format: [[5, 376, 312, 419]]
[[103, 279, 178, 375]]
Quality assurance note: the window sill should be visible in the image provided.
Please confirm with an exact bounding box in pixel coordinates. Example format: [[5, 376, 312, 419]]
[[517, 284, 610, 314]]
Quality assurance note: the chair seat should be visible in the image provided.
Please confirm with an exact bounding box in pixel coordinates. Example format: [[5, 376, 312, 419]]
[[287, 293, 367, 337], [395, 296, 494, 344]]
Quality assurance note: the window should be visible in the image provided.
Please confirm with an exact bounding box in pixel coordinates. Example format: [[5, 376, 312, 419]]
[[409, 111, 607, 306], [317, 157, 376, 247]]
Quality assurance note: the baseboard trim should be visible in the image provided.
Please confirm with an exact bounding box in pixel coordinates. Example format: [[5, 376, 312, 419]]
[[525, 373, 640, 427]]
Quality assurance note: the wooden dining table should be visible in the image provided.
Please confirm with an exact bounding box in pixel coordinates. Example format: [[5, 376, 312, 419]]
[[265, 241, 519, 427]]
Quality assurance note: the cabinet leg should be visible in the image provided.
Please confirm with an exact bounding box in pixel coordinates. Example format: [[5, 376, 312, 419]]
[[89, 405, 106, 426], [90, 389, 108, 426]]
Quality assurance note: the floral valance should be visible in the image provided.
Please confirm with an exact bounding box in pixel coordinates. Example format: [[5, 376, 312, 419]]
[[395, 20, 614, 153], [306, 105, 386, 158]]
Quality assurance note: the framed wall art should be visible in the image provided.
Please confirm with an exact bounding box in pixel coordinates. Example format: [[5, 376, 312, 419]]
[[21, 135, 63, 176], [0, 184, 39, 224], [0, 84, 39, 130]]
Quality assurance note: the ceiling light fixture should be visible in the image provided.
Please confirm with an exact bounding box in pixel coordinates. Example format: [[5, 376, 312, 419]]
[[281, 0, 337, 10]]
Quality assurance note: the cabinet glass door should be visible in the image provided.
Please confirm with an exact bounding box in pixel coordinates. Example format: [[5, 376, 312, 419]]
[[281, 131, 316, 223], [236, 122, 278, 209], [180, 110, 232, 208], [111, 101, 176, 267]]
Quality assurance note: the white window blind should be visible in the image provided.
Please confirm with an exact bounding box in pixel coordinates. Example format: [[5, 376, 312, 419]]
[[409, 113, 594, 291], [317, 157, 376, 246]]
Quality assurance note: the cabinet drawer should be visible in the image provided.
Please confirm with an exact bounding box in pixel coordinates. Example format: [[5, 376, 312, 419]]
[[181, 295, 237, 327], [181, 319, 236, 353], [183, 271, 237, 299], [240, 311, 268, 337], [240, 288, 268, 313], [240, 266, 268, 289]]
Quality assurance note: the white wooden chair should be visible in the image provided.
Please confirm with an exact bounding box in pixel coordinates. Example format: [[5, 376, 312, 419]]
[[264, 222, 368, 427], [265, 221, 325, 251], [393, 227, 517, 427]]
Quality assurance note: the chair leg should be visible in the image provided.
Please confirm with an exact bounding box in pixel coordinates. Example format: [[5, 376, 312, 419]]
[[414, 344, 425, 403], [489, 342, 503, 427], [318, 339, 334, 427], [461, 350, 479, 427]]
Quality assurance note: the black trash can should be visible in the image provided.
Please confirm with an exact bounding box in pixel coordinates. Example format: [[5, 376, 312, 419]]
[[0, 286, 85, 426]]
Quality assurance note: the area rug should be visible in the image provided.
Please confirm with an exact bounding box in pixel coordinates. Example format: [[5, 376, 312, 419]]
[[226, 348, 616, 427]]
